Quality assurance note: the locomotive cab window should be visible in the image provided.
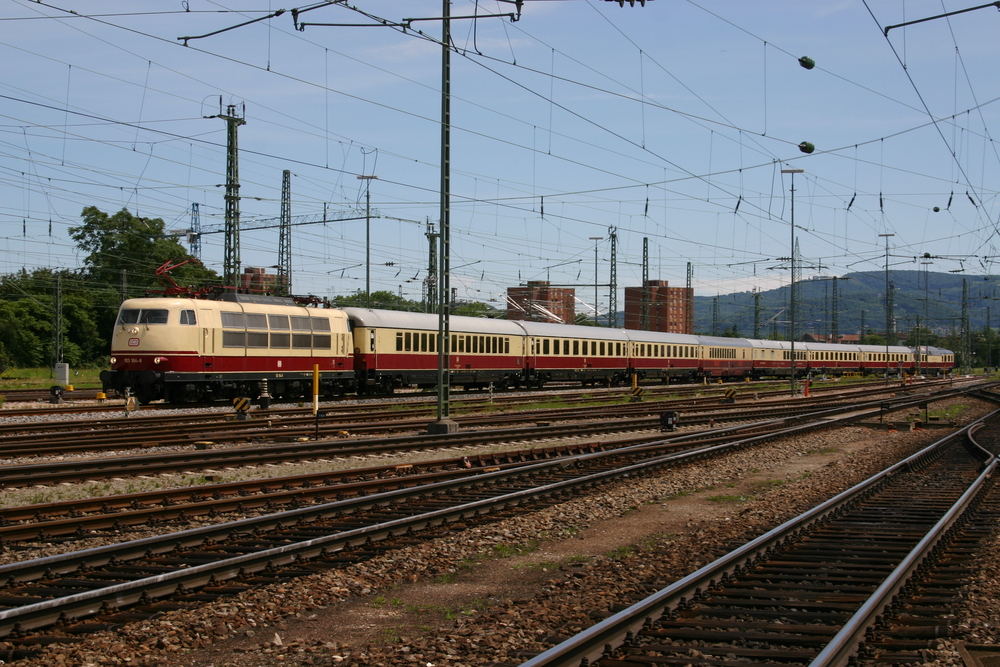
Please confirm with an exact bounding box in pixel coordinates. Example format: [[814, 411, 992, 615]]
[[268, 314, 290, 330], [180, 310, 197, 325], [119, 308, 168, 325]]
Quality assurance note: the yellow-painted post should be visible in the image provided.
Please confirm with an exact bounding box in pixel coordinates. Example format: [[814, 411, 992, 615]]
[[312, 364, 320, 439]]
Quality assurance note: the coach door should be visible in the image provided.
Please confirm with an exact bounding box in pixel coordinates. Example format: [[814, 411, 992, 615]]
[[198, 307, 216, 360]]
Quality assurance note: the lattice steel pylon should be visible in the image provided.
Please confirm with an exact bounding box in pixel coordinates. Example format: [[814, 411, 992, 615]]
[[753, 288, 761, 338], [189, 203, 201, 259], [212, 104, 246, 288], [608, 226, 617, 327], [790, 238, 802, 342], [424, 219, 438, 313], [686, 261, 694, 333], [278, 169, 292, 296]]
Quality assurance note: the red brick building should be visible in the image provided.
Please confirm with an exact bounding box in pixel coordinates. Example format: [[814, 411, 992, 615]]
[[624, 280, 694, 333], [506, 281, 575, 323]]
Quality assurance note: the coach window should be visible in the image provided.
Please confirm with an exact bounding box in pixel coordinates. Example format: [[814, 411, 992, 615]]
[[405, 332, 412, 351], [221, 311, 245, 328], [180, 310, 197, 325], [482, 335, 487, 353], [542, 339, 550, 355], [246, 313, 267, 329], [396, 332, 404, 351], [270, 331, 290, 348], [222, 331, 246, 347], [573, 340, 579, 355], [503, 337, 509, 354], [247, 331, 269, 348]]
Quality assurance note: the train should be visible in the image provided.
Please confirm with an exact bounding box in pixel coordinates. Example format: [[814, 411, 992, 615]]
[[99, 293, 955, 404]]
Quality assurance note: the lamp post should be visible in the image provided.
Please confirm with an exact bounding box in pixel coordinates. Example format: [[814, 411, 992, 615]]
[[781, 168, 803, 396], [589, 236, 603, 324], [357, 174, 378, 308], [879, 232, 895, 382]]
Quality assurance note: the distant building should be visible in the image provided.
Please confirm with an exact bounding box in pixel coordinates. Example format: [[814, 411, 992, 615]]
[[506, 281, 575, 323], [801, 333, 861, 344], [624, 280, 694, 334], [241, 267, 279, 294]]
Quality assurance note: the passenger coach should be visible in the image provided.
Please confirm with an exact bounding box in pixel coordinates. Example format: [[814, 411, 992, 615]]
[[344, 308, 526, 392]]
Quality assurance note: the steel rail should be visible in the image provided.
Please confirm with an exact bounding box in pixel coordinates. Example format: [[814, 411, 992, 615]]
[[0, 397, 944, 638], [0, 392, 913, 487], [810, 423, 998, 666], [0, 416, 792, 539], [519, 409, 999, 667]]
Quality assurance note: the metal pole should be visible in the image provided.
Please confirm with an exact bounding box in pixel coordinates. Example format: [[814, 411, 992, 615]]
[[781, 168, 803, 396], [431, 0, 456, 433], [357, 175, 377, 308], [879, 232, 894, 382], [589, 236, 602, 324]]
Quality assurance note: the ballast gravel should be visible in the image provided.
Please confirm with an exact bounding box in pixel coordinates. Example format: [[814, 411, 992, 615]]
[[4, 397, 999, 666]]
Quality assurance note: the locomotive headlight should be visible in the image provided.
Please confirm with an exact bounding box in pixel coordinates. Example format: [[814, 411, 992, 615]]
[[110, 356, 117, 365], [153, 356, 164, 364]]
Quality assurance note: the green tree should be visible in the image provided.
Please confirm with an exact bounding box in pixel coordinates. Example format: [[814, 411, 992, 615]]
[[330, 290, 422, 311], [70, 207, 217, 293]]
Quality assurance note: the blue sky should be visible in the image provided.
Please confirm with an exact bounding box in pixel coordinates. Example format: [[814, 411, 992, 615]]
[[2, 1, 999, 315]]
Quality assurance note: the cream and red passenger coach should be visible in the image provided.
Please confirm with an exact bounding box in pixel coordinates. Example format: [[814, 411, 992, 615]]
[[101, 296, 954, 403]]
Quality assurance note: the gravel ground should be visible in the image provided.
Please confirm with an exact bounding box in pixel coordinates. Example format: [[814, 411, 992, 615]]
[[5, 396, 996, 666]]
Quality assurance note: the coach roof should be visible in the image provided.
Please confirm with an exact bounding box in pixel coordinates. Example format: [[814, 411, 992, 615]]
[[342, 308, 526, 336]]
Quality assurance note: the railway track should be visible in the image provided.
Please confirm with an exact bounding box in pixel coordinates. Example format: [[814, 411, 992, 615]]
[[522, 410, 1000, 666], [0, 393, 946, 658], [0, 379, 954, 461], [0, 413, 853, 543], [0, 376, 931, 418], [0, 385, 968, 487]]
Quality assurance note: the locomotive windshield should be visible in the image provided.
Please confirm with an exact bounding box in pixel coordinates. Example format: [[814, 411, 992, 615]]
[[117, 308, 169, 325]]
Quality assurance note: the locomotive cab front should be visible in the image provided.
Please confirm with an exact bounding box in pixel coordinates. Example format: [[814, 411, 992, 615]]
[[101, 298, 202, 403]]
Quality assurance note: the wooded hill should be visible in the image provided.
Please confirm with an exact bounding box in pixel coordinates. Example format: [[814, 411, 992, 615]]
[[693, 270, 1000, 339]]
